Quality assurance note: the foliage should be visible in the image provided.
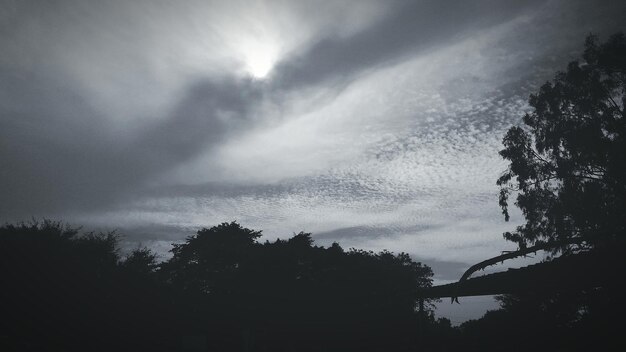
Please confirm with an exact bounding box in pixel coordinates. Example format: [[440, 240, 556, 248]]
[[476, 33, 626, 352], [497, 33, 626, 250], [120, 247, 159, 274], [161, 221, 262, 293], [0, 220, 435, 352], [160, 222, 434, 351], [0, 220, 179, 351]]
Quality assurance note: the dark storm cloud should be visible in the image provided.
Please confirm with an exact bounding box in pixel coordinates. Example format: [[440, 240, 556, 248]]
[[270, 0, 545, 91]]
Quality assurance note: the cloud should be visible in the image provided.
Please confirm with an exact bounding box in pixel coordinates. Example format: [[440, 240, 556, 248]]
[[108, 0, 624, 263], [0, 0, 390, 121], [1, 0, 625, 273], [0, 71, 258, 217], [270, 0, 546, 90], [182, 14, 535, 185], [0, 0, 389, 218]]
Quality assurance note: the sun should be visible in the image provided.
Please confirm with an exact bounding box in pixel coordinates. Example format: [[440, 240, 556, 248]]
[[246, 52, 274, 79], [239, 41, 279, 79]]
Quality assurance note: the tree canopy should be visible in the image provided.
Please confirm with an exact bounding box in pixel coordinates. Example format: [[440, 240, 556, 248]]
[[0, 220, 437, 352], [160, 221, 435, 351], [497, 33, 626, 251]]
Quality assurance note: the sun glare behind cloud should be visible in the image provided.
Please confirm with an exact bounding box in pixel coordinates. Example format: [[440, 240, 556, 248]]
[[242, 42, 277, 79]]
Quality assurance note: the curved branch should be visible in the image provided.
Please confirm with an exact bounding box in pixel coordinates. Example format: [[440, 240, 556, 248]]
[[459, 237, 587, 282]]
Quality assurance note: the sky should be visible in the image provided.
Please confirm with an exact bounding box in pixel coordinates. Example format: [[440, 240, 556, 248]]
[[1, 0, 625, 322]]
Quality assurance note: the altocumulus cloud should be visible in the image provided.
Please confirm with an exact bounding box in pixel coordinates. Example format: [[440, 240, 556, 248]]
[[1, 0, 626, 284]]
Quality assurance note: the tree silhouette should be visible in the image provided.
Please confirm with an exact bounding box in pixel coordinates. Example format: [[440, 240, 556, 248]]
[[0, 220, 177, 351], [161, 221, 261, 294], [456, 33, 626, 352], [497, 33, 626, 251], [120, 247, 159, 274], [159, 222, 435, 351], [0, 220, 438, 351]]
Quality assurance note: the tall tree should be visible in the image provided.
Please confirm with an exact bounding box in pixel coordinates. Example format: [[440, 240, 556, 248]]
[[497, 33, 626, 251]]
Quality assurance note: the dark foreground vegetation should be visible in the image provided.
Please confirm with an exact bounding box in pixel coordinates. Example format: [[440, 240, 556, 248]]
[[1, 220, 623, 352], [1, 220, 444, 352], [1, 32, 624, 352]]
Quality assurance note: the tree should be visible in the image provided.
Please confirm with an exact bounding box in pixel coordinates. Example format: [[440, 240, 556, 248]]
[[0, 220, 180, 352], [159, 222, 436, 352], [120, 247, 159, 274], [161, 221, 261, 293], [497, 33, 626, 251]]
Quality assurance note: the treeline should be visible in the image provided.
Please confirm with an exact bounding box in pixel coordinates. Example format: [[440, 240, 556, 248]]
[[0, 220, 449, 352], [2, 220, 623, 351]]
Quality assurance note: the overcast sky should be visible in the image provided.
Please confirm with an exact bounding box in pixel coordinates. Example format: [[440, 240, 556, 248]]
[[1, 0, 625, 321]]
